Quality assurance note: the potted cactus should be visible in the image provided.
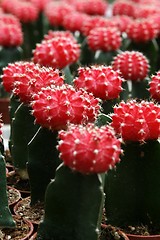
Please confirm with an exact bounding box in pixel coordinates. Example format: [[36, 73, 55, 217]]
[[36, 123, 122, 240], [104, 100, 160, 239]]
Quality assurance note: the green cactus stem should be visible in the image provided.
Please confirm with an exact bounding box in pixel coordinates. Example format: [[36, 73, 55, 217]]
[[121, 78, 150, 101], [37, 164, 105, 240], [8, 94, 21, 154], [27, 127, 61, 205], [101, 98, 120, 115], [80, 39, 95, 66], [22, 23, 36, 60], [0, 141, 15, 228], [93, 50, 118, 66], [105, 140, 160, 229], [11, 102, 39, 180]]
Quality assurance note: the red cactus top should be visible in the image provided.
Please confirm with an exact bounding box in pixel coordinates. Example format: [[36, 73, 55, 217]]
[[32, 36, 80, 69], [74, 65, 123, 100], [2, 61, 64, 103], [126, 19, 159, 43], [0, 20, 23, 46], [74, 0, 108, 16], [1, 0, 39, 23], [149, 71, 160, 102], [112, 0, 136, 17], [44, 1, 74, 27], [111, 100, 160, 141], [112, 51, 149, 81], [31, 84, 101, 130], [58, 123, 122, 174], [87, 26, 122, 52]]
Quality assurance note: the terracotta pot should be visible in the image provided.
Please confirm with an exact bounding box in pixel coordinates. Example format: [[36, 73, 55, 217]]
[[30, 232, 37, 240], [0, 98, 10, 124], [101, 224, 129, 240], [127, 234, 160, 240], [1, 215, 34, 240]]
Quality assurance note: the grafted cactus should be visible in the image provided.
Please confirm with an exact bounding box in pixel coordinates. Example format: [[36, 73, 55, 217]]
[[28, 84, 101, 205], [112, 51, 150, 101], [105, 100, 160, 231], [37, 123, 122, 240]]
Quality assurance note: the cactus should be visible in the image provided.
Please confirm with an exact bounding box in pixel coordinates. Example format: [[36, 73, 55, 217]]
[[105, 100, 160, 230], [37, 123, 122, 240], [74, 65, 123, 114], [125, 18, 159, 74], [112, 51, 150, 100]]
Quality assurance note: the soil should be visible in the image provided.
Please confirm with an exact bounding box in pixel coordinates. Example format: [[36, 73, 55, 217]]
[[0, 215, 33, 240], [7, 186, 21, 206], [99, 224, 128, 240], [13, 196, 44, 225]]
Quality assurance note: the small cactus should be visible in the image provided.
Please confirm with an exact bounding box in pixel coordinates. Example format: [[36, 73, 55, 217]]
[[37, 123, 122, 240], [112, 51, 149, 81], [110, 100, 160, 142], [105, 100, 160, 229], [112, 51, 150, 100], [112, 0, 136, 17]]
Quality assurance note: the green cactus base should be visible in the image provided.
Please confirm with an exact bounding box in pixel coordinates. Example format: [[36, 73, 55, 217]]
[[0, 143, 15, 229], [27, 127, 61, 205], [37, 164, 104, 240], [11, 103, 39, 179], [105, 140, 160, 229]]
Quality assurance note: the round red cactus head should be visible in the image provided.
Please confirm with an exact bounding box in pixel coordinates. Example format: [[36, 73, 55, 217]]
[[0, 13, 21, 27], [0, 21, 23, 46], [57, 123, 122, 174], [112, 51, 149, 81], [32, 36, 80, 69], [2, 0, 39, 23], [112, 0, 136, 17], [149, 71, 160, 102], [62, 12, 89, 33], [31, 84, 101, 130], [81, 16, 117, 36], [2, 61, 35, 93], [87, 27, 122, 52], [74, 65, 123, 100], [2, 61, 64, 103], [111, 100, 160, 141], [74, 0, 108, 16], [44, 1, 74, 27], [126, 19, 159, 43]]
